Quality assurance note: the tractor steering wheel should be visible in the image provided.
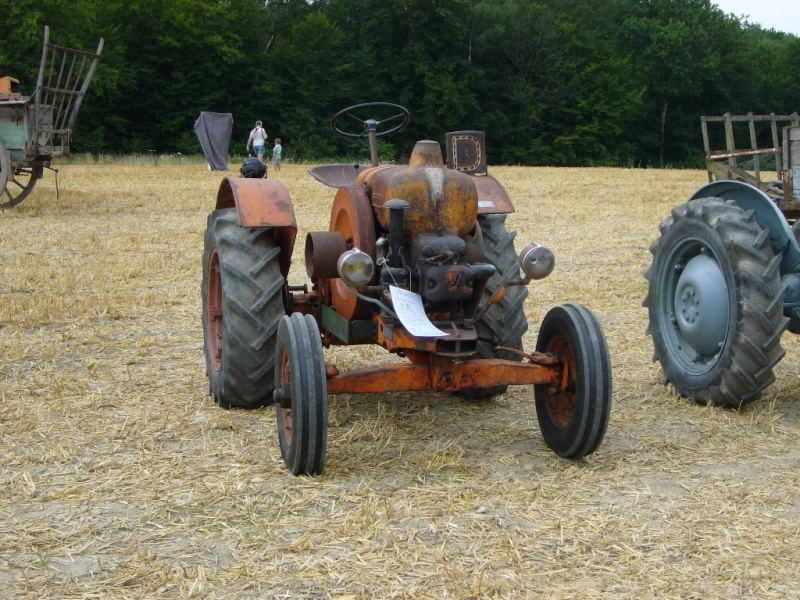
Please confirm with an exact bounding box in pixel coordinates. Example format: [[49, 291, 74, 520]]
[[331, 102, 410, 139]]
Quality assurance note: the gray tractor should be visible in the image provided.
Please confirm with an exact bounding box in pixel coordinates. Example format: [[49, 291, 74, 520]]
[[644, 115, 800, 407]]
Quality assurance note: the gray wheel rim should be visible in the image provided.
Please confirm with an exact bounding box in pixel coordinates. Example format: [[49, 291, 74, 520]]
[[657, 238, 730, 374]]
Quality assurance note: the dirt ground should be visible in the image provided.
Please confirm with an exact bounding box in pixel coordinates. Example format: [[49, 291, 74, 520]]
[[1, 161, 799, 599]]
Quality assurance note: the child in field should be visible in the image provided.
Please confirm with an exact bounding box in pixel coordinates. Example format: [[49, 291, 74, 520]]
[[271, 138, 282, 171], [246, 121, 268, 161]]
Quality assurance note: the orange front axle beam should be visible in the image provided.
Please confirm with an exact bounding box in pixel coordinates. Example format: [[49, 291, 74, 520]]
[[325, 355, 562, 395]]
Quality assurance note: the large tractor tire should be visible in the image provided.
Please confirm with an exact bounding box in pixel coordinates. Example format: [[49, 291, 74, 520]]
[[644, 197, 788, 408], [202, 209, 286, 409], [535, 304, 611, 458], [459, 214, 529, 399]]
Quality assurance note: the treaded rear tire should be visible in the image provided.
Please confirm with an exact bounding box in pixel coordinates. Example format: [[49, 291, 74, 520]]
[[644, 197, 787, 408], [201, 209, 286, 409], [458, 214, 529, 399]]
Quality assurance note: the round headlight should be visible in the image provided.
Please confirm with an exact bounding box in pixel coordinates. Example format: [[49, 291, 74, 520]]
[[337, 248, 375, 287], [519, 243, 555, 280]]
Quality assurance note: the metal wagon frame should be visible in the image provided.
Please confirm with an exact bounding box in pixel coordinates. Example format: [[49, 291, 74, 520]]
[[0, 25, 103, 208]]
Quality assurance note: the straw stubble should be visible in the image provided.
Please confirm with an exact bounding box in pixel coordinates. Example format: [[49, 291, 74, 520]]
[[1, 162, 799, 598]]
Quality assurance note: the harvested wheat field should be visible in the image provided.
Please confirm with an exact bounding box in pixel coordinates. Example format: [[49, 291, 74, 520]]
[[2, 160, 800, 599]]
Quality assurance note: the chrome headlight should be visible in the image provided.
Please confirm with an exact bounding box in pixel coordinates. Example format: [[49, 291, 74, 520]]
[[337, 248, 375, 287], [519, 243, 555, 280]]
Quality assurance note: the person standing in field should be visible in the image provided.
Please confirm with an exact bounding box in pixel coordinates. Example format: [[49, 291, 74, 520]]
[[272, 138, 282, 172], [246, 121, 268, 161]]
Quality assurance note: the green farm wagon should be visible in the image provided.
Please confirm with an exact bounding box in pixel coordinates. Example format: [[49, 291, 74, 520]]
[[0, 26, 103, 208]]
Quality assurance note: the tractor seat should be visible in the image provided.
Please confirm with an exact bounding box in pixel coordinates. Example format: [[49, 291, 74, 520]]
[[308, 163, 371, 188]]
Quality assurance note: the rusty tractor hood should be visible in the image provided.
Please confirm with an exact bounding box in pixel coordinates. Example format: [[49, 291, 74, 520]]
[[358, 140, 478, 239]]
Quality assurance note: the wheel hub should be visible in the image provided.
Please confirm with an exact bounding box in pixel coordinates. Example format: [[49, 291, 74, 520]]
[[679, 287, 700, 323], [280, 353, 293, 447], [545, 335, 575, 429], [674, 253, 729, 357], [206, 249, 223, 371]]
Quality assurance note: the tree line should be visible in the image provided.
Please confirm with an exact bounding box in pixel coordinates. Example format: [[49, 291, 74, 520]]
[[2, 0, 798, 167]]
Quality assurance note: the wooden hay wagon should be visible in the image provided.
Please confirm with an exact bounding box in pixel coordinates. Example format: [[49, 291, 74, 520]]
[[701, 112, 800, 219], [0, 25, 103, 208]]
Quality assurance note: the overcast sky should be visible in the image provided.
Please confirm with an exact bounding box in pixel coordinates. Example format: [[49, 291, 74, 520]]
[[712, 0, 800, 36]]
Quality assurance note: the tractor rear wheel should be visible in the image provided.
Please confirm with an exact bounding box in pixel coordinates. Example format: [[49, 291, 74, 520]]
[[275, 314, 328, 475], [534, 304, 611, 458], [459, 214, 529, 399], [644, 197, 787, 407], [201, 209, 286, 409]]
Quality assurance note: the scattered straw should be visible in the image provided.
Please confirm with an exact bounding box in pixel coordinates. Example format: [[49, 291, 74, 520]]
[[1, 163, 799, 598]]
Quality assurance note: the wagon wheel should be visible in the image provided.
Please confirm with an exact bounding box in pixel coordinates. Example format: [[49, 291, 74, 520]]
[[275, 313, 328, 476], [534, 304, 612, 458], [0, 142, 42, 208], [0, 142, 8, 196]]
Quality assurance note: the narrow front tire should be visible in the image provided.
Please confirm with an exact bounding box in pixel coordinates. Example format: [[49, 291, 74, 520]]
[[534, 304, 612, 458], [275, 314, 328, 476]]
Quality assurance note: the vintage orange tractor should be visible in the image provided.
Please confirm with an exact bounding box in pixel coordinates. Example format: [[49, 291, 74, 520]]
[[202, 102, 612, 475]]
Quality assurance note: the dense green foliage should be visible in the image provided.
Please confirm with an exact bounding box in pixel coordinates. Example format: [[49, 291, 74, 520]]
[[1, 0, 797, 166]]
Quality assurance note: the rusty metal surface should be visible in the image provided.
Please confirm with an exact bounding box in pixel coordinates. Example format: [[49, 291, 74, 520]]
[[305, 231, 347, 279], [355, 164, 392, 188], [407, 140, 445, 168], [473, 175, 514, 214], [308, 163, 370, 188], [328, 185, 376, 319], [215, 177, 298, 277], [216, 177, 296, 226], [368, 165, 478, 237], [326, 356, 561, 394], [418, 263, 475, 302], [376, 319, 479, 357]]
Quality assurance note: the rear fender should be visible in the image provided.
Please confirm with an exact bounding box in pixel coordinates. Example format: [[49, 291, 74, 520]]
[[690, 180, 800, 273], [474, 175, 514, 215], [216, 177, 297, 277]]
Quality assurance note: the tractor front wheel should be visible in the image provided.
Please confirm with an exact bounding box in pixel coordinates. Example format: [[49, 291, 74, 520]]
[[534, 304, 611, 458], [201, 209, 286, 409], [644, 197, 787, 407], [275, 314, 328, 476]]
